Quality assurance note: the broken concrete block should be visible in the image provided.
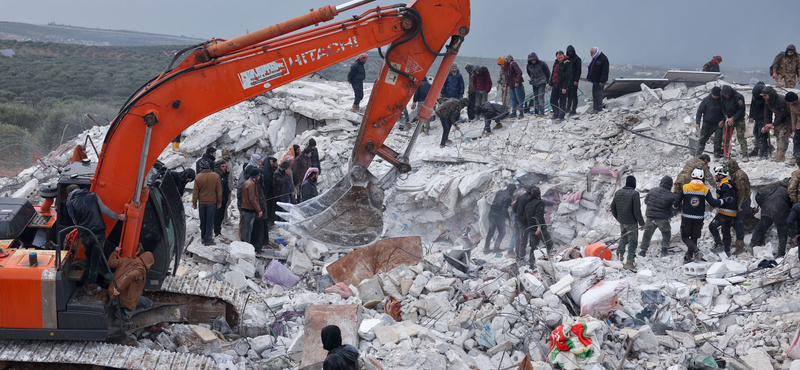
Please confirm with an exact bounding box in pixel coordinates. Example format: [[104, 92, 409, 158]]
[[286, 332, 304, 362], [191, 325, 220, 343], [706, 262, 727, 279], [400, 279, 413, 295], [250, 335, 275, 353], [637, 269, 653, 284], [409, 274, 428, 297], [723, 260, 746, 276], [740, 348, 773, 370], [555, 257, 602, 278], [357, 278, 385, 308], [549, 274, 574, 296], [682, 262, 711, 277], [327, 236, 423, 286], [632, 325, 659, 354], [520, 273, 545, 298], [231, 259, 256, 278], [373, 323, 420, 345], [288, 248, 313, 275], [666, 330, 696, 348], [223, 270, 247, 290], [487, 340, 512, 355], [424, 291, 453, 314], [448, 307, 474, 332], [187, 240, 228, 263], [226, 241, 256, 266], [300, 305, 361, 368]]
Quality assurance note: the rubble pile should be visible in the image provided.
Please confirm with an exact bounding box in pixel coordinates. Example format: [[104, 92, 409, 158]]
[[4, 77, 800, 369]]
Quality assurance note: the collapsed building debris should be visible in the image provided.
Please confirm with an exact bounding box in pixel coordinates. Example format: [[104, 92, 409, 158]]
[[3, 77, 800, 370]]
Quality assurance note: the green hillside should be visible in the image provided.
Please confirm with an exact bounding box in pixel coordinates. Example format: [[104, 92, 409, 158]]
[[0, 21, 204, 46]]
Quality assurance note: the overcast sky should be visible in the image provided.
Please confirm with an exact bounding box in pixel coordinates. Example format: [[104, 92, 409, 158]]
[[3, 0, 799, 68]]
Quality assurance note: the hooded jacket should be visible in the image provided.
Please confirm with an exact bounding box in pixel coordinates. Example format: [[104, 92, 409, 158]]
[[503, 57, 524, 86], [435, 98, 467, 121], [442, 65, 465, 98], [720, 85, 746, 121], [347, 59, 366, 83], [512, 191, 531, 222], [473, 66, 493, 93], [770, 44, 800, 78], [524, 197, 545, 231], [195, 152, 215, 173], [566, 45, 582, 83], [526, 52, 551, 87], [67, 189, 120, 233], [108, 250, 155, 311], [170, 169, 195, 195], [611, 186, 645, 226], [764, 86, 790, 127], [490, 189, 514, 220], [762, 184, 791, 225], [479, 102, 508, 120], [241, 177, 262, 213], [413, 78, 432, 103], [550, 58, 573, 90], [696, 94, 724, 125], [727, 159, 751, 209], [750, 82, 766, 121], [645, 176, 675, 220], [322, 326, 359, 370]]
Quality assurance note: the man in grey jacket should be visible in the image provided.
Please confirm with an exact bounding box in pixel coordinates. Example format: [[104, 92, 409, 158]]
[[640, 176, 674, 257], [610, 176, 645, 270]]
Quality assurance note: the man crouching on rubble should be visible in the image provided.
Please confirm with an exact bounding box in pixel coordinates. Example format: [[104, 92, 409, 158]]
[[673, 168, 724, 263], [108, 246, 155, 324]]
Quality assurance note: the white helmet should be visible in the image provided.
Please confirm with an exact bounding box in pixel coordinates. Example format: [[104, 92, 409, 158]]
[[691, 168, 704, 180], [713, 165, 729, 178]]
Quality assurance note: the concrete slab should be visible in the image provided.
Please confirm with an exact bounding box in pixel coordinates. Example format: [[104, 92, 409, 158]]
[[300, 304, 362, 368], [327, 236, 422, 287]]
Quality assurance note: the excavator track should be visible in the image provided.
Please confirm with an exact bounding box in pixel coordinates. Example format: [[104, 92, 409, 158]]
[[0, 276, 248, 369]]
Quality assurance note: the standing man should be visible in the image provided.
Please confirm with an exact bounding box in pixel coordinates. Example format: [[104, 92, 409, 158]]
[[293, 148, 312, 201], [273, 160, 293, 205], [348, 53, 367, 112], [610, 175, 645, 271], [673, 169, 724, 263], [750, 179, 791, 258], [484, 184, 516, 253], [788, 161, 800, 204], [476, 100, 510, 135], [464, 64, 476, 120], [673, 154, 716, 194], [587, 47, 609, 114], [749, 82, 770, 159], [409, 77, 432, 134], [195, 146, 216, 173], [720, 85, 748, 161], [702, 56, 723, 72], [497, 58, 511, 108], [192, 160, 222, 246], [785, 92, 800, 163], [708, 166, 737, 256], [240, 168, 263, 244], [548, 51, 572, 121], [763, 86, 792, 162], [442, 64, 465, 100], [727, 159, 751, 255], [511, 187, 531, 260], [640, 176, 675, 257], [66, 184, 127, 294], [770, 44, 800, 88], [307, 138, 321, 174], [502, 55, 525, 119], [434, 97, 467, 148], [213, 160, 231, 238], [301, 168, 320, 202], [264, 157, 278, 226], [526, 52, 551, 117], [566, 45, 582, 116], [473, 66, 493, 114], [525, 187, 552, 263], [695, 87, 725, 158]]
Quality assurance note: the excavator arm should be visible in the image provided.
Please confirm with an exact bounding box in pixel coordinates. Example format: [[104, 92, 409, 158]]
[[93, 0, 470, 257]]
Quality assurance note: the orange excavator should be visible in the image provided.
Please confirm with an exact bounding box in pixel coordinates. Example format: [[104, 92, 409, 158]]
[[0, 0, 469, 354]]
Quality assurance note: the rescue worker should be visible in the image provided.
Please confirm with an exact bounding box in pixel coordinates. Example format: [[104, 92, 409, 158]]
[[525, 187, 552, 262], [720, 85, 748, 161], [763, 86, 792, 162], [749, 82, 770, 159], [408, 76, 432, 134], [587, 46, 609, 114], [549, 51, 572, 121], [511, 186, 532, 260], [750, 178, 791, 257], [434, 97, 467, 148], [708, 166, 737, 256], [240, 168, 263, 244], [473, 66, 492, 114], [502, 55, 525, 119], [171, 134, 181, 151], [673, 154, 716, 194], [464, 63, 476, 120], [66, 184, 127, 294], [526, 52, 551, 117], [566, 45, 581, 116], [213, 160, 231, 238], [786, 92, 800, 163], [442, 64, 465, 99], [321, 325, 359, 370], [108, 246, 155, 324], [301, 167, 320, 202], [727, 159, 751, 254], [702, 56, 722, 72], [192, 160, 222, 246], [770, 44, 800, 88], [497, 57, 511, 108], [672, 168, 725, 263], [640, 176, 675, 257], [476, 100, 510, 135], [788, 161, 800, 204], [195, 146, 216, 173], [610, 175, 645, 270], [484, 184, 516, 253], [348, 53, 367, 112], [695, 87, 725, 158], [170, 168, 195, 195]]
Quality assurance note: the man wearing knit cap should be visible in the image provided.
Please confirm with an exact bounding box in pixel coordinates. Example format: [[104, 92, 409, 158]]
[[610, 175, 645, 271], [785, 92, 800, 163], [749, 82, 770, 159], [442, 64, 464, 99], [720, 85, 748, 161], [496, 57, 511, 108], [702, 56, 722, 72], [763, 86, 792, 162], [501, 55, 525, 119], [695, 86, 725, 157]]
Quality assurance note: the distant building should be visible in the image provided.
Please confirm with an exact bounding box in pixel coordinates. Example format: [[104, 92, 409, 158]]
[[0, 49, 15, 58]]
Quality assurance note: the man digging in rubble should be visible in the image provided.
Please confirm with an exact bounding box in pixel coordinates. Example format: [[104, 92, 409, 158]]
[[484, 184, 515, 254], [524, 186, 552, 264], [610, 175, 645, 271], [434, 97, 467, 148], [708, 166, 737, 256], [720, 85, 748, 162], [476, 100, 509, 136], [763, 86, 792, 162], [673, 168, 725, 263], [108, 246, 155, 324], [695, 87, 725, 159], [751, 178, 791, 258], [640, 176, 675, 257], [673, 154, 715, 195], [727, 159, 751, 254]]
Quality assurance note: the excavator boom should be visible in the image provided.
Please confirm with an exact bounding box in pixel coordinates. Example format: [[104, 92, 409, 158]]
[[93, 0, 470, 257]]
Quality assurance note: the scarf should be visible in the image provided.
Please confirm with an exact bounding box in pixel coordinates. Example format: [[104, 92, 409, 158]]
[[590, 47, 601, 60], [248, 154, 261, 168], [303, 167, 319, 183]]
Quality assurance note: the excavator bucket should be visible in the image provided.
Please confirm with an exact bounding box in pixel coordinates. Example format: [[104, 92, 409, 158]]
[[276, 173, 384, 248]]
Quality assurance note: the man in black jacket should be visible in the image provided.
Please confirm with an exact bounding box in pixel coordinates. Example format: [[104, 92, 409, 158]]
[[264, 157, 278, 225], [749, 82, 770, 158], [587, 47, 609, 114], [525, 187, 552, 263], [695, 87, 725, 157], [404, 77, 432, 133], [348, 53, 367, 112], [566, 45, 581, 116], [511, 187, 531, 260], [610, 176, 645, 270], [307, 138, 321, 174], [720, 85, 748, 161], [66, 185, 127, 293], [213, 160, 231, 238], [750, 179, 791, 257], [708, 166, 737, 256], [195, 146, 216, 173], [640, 176, 674, 257], [476, 101, 510, 135], [527, 52, 551, 116], [673, 169, 724, 263], [484, 184, 516, 253], [321, 325, 359, 370]]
